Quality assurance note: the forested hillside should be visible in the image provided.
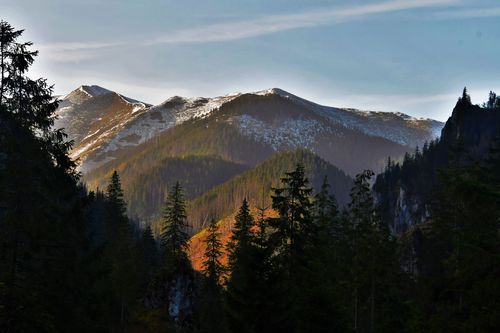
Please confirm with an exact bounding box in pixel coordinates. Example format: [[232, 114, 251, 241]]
[[374, 88, 500, 233], [87, 154, 248, 221], [185, 149, 353, 232]]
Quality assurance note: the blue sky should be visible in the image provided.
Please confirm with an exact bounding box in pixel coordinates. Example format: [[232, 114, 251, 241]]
[[3, 0, 500, 120]]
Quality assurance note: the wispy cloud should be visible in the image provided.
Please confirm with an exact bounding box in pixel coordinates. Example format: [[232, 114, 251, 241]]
[[431, 6, 500, 19], [148, 0, 458, 44], [37, 0, 458, 62], [37, 41, 122, 62]]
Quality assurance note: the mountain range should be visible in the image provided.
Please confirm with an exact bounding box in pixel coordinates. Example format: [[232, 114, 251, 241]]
[[54, 85, 443, 226]]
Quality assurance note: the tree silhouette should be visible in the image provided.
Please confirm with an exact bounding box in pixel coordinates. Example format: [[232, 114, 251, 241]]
[[160, 181, 189, 269]]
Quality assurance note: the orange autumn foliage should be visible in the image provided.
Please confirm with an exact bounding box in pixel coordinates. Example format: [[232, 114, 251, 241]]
[[187, 207, 277, 272]]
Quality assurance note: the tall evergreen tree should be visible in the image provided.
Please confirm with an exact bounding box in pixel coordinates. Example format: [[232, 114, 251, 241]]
[[0, 20, 100, 332], [160, 181, 189, 269], [202, 218, 224, 284], [269, 163, 314, 264], [460, 86, 471, 105], [199, 218, 227, 333], [0, 20, 22, 107], [0, 20, 74, 173], [227, 199, 254, 271], [267, 164, 315, 332], [298, 176, 347, 332], [104, 171, 142, 330], [345, 170, 408, 332], [226, 199, 258, 333], [107, 170, 127, 216], [140, 225, 159, 279], [314, 176, 338, 231], [486, 91, 497, 109]]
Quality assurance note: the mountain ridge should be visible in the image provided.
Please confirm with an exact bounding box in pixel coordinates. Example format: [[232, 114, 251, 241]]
[[55, 85, 443, 173]]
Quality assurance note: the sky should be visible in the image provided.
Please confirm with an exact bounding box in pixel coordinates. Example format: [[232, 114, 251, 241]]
[[2, 0, 500, 121]]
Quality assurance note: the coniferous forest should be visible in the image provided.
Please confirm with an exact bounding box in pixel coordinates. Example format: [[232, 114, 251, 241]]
[[1, 20, 500, 333]]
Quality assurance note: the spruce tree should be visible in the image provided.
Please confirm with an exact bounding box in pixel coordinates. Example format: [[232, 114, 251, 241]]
[[299, 175, 346, 332], [160, 181, 189, 269], [199, 218, 227, 333], [347, 170, 377, 332], [487, 91, 497, 109], [227, 199, 254, 272], [140, 225, 159, 280], [0, 20, 74, 173], [107, 170, 127, 218], [0, 21, 109, 331], [104, 171, 141, 329], [345, 170, 407, 332], [267, 163, 314, 332], [0, 20, 22, 107], [226, 199, 258, 333], [314, 175, 338, 231], [460, 86, 471, 105], [202, 218, 224, 284], [269, 163, 314, 263]]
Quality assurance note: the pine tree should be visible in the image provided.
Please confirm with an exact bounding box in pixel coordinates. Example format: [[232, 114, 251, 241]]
[[314, 176, 338, 230], [269, 163, 314, 263], [227, 199, 254, 271], [0, 21, 87, 331], [0, 20, 74, 173], [199, 218, 228, 333], [160, 181, 189, 268], [487, 91, 497, 109], [0, 20, 162, 332], [267, 164, 315, 332], [0, 20, 22, 107], [345, 170, 407, 332], [347, 170, 377, 332], [460, 86, 471, 105], [140, 225, 159, 279], [226, 199, 258, 333], [298, 176, 347, 332], [202, 218, 224, 284], [104, 171, 141, 329], [107, 170, 127, 218]]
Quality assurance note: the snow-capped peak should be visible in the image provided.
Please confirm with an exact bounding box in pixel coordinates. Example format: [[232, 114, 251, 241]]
[[256, 87, 295, 98], [78, 85, 112, 97]]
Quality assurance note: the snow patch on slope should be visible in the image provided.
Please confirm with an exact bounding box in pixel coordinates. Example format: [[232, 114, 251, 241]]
[[256, 88, 443, 147], [256, 88, 443, 146], [93, 93, 241, 157], [236, 114, 325, 150]]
